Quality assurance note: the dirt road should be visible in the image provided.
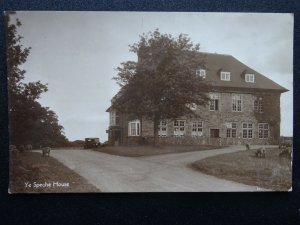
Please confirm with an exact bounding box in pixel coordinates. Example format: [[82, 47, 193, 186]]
[[50, 146, 272, 192]]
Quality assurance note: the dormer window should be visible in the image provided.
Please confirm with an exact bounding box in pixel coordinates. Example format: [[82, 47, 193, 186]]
[[221, 71, 230, 81], [196, 69, 206, 78], [245, 74, 255, 83]]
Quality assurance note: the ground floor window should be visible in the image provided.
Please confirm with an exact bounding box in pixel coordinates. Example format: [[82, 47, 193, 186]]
[[258, 123, 269, 139], [158, 120, 167, 137], [192, 121, 203, 136], [174, 120, 185, 136], [226, 122, 237, 138], [128, 120, 140, 136], [242, 123, 253, 139]]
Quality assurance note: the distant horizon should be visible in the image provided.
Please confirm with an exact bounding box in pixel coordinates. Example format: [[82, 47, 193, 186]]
[[12, 12, 293, 141]]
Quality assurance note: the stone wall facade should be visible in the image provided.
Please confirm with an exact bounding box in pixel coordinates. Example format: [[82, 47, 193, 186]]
[[107, 91, 281, 146]]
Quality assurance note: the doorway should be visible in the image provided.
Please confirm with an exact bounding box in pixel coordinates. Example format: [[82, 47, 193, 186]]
[[210, 129, 220, 138]]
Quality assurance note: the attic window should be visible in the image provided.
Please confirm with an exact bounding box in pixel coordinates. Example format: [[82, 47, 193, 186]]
[[245, 74, 255, 83], [196, 69, 206, 78], [221, 72, 230, 81]]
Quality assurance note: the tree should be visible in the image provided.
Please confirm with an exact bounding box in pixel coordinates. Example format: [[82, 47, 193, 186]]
[[6, 12, 68, 148], [113, 30, 211, 145]]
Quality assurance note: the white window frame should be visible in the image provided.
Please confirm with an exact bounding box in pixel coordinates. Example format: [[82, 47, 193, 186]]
[[174, 120, 185, 136], [192, 121, 203, 137], [128, 120, 140, 136], [226, 122, 237, 138], [158, 120, 167, 137], [110, 110, 119, 126], [254, 97, 263, 113], [242, 123, 253, 139], [209, 93, 220, 111], [196, 69, 206, 78], [258, 123, 269, 139], [221, 71, 231, 81], [232, 94, 242, 112], [245, 74, 255, 83]]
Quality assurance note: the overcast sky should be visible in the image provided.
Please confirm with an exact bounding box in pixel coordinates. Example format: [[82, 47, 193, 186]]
[[14, 12, 293, 141]]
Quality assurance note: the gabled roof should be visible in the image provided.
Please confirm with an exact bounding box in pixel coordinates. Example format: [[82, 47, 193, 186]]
[[200, 53, 288, 93]]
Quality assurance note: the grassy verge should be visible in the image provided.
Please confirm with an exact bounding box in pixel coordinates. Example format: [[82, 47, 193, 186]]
[[190, 148, 292, 191], [94, 145, 223, 157], [9, 152, 100, 193]]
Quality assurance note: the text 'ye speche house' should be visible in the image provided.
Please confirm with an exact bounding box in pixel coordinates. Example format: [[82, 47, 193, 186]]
[[106, 53, 288, 146]]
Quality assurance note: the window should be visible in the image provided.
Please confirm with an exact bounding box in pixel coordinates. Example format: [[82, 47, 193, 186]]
[[209, 93, 220, 111], [242, 123, 253, 139], [245, 74, 255, 83], [258, 123, 269, 139], [128, 120, 140, 136], [221, 71, 231, 81], [232, 94, 242, 112], [192, 121, 203, 136], [110, 110, 119, 126], [158, 120, 167, 137], [196, 69, 206, 78], [226, 122, 237, 138], [174, 120, 185, 136], [210, 99, 219, 111], [254, 97, 263, 113]]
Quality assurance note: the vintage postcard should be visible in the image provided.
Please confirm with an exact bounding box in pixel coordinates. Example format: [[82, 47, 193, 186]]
[[7, 12, 293, 193]]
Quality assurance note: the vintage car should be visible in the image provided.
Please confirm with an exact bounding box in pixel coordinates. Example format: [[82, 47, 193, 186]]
[[84, 138, 100, 149]]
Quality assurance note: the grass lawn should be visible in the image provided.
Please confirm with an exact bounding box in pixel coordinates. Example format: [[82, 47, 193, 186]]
[[94, 145, 222, 157], [9, 152, 100, 193], [190, 148, 292, 191]]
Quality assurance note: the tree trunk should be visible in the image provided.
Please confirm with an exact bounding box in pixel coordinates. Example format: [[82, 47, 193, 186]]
[[153, 114, 159, 147]]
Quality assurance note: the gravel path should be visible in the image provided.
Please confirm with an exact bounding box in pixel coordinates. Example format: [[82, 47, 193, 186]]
[[50, 146, 274, 192]]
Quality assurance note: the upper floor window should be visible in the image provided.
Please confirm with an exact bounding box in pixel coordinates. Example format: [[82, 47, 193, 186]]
[[192, 121, 203, 137], [196, 69, 206, 78], [128, 120, 140, 136], [221, 71, 231, 81], [209, 93, 220, 111], [245, 74, 255, 83], [254, 97, 263, 113], [232, 94, 242, 112], [110, 110, 119, 126], [174, 120, 185, 136], [158, 120, 167, 137]]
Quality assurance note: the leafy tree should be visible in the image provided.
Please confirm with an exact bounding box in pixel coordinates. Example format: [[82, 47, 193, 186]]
[[113, 30, 211, 145], [6, 12, 68, 148]]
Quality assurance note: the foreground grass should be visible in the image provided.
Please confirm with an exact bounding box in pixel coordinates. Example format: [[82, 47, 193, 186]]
[[9, 152, 100, 193], [190, 148, 292, 191], [94, 145, 222, 157]]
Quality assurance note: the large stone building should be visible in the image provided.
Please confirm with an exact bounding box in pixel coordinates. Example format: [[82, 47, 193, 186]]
[[106, 53, 288, 146]]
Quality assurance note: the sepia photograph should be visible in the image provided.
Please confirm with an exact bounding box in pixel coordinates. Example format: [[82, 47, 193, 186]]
[[6, 11, 293, 193]]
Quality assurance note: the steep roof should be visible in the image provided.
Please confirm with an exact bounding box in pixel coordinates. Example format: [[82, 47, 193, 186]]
[[200, 53, 288, 93]]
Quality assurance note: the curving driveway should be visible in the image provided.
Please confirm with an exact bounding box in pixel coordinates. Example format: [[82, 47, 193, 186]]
[[50, 145, 273, 192]]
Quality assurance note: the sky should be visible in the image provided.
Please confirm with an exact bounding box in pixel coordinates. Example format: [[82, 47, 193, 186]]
[[13, 12, 293, 141]]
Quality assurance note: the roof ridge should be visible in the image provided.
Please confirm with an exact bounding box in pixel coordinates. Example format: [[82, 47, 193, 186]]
[[200, 52, 233, 57]]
